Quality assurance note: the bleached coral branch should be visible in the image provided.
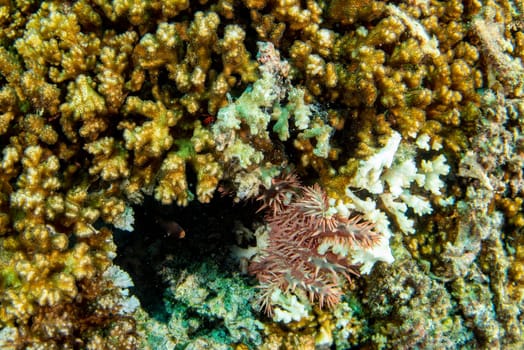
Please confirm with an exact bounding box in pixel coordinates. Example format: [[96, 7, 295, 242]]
[[386, 4, 440, 58], [353, 131, 401, 194], [340, 131, 450, 272]]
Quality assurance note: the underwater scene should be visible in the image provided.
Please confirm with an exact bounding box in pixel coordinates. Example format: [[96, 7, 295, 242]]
[[0, 0, 523, 349]]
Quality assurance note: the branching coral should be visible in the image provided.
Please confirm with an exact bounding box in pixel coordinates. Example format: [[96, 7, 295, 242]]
[[0, 265, 139, 349], [0, 0, 523, 347], [211, 42, 334, 201]]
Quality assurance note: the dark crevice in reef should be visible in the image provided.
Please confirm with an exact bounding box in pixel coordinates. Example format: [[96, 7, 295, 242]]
[[113, 191, 259, 322]]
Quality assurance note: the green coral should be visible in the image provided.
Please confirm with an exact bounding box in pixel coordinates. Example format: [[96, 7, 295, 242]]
[[140, 261, 263, 349]]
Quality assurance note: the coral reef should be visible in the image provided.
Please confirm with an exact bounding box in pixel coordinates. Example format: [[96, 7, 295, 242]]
[[333, 130, 451, 274], [0, 0, 523, 348], [160, 262, 263, 348], [361, 236, 473, 350]]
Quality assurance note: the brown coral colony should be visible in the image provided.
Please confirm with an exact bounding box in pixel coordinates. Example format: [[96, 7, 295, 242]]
[[0, 0, 522, 347]]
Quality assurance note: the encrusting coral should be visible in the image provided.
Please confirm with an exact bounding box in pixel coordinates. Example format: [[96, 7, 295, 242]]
[[0, 0, 523, 348]]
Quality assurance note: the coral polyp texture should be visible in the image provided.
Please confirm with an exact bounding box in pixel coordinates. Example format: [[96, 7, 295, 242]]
[[0, 0, 523, 348]]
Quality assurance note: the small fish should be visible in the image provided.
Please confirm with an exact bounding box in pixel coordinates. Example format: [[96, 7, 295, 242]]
[[155, 217, 186, 238], [200, 113, 216, 126]]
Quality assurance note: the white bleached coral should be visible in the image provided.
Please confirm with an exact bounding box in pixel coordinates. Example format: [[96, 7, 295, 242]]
[[338, 131, 450, 273], [269, 289, 312, 324], [102, 265, 140, 315]]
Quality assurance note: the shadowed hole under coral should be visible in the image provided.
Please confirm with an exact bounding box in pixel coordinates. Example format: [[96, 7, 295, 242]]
[[113, 191, 259, 323]]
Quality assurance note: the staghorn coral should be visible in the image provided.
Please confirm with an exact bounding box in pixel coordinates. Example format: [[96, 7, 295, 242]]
[[320, 130, 450, 276]]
